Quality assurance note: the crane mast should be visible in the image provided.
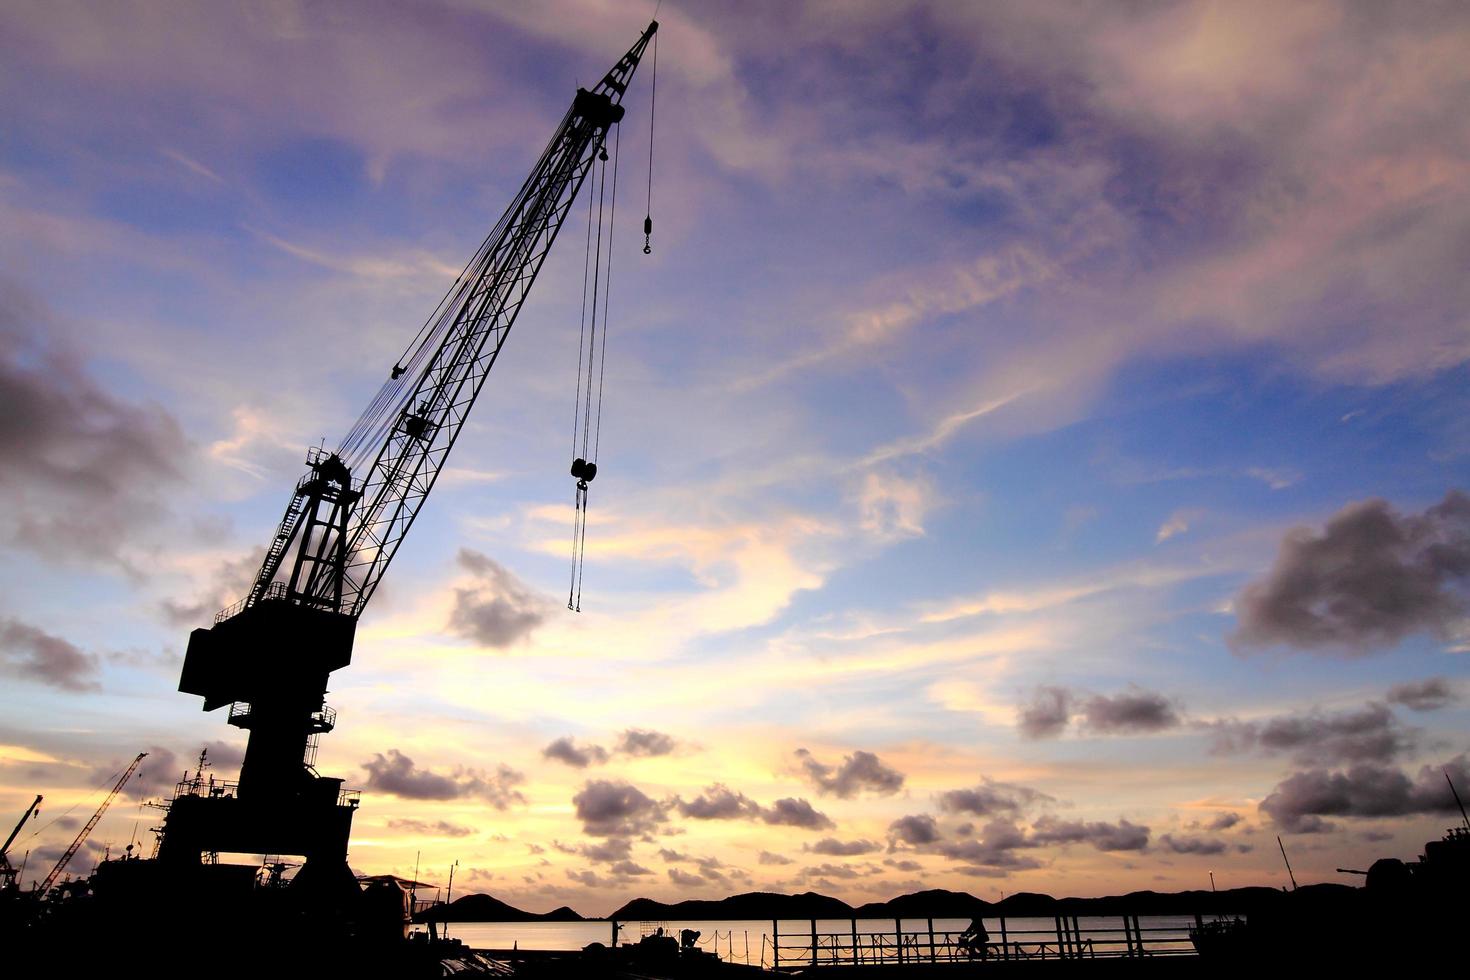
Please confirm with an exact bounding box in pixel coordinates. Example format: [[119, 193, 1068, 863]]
[[170, 22, 657, 896]]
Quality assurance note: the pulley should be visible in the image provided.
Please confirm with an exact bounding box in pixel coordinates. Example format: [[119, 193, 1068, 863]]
[[571, 457, 598, 489]]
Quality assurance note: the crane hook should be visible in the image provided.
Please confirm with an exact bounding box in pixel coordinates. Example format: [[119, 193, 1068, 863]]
[[643, 216, 652, 254]]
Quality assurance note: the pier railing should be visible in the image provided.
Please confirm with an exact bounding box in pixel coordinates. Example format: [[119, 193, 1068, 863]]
[[761, 915, 1206, 969]]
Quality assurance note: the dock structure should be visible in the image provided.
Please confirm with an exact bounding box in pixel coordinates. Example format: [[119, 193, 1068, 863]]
[[762, 915, 1203, 970]]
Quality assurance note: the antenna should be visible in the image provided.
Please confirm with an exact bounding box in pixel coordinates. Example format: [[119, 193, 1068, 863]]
[[1277, 835, 1298, 891], [412, 849, 421, 922]]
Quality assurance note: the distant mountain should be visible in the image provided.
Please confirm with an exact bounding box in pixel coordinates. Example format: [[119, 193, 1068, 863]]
[[608, 890, 855, 922], [853, 889, 996, 919], [418, 893, 588, 923], [428, 883, 1352, 924]]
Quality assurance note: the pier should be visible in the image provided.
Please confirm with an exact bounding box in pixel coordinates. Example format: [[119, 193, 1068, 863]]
[[760, 916, 1201, 970]]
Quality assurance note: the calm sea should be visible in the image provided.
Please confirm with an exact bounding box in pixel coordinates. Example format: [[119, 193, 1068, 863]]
[[432, 915, 1202, 965]]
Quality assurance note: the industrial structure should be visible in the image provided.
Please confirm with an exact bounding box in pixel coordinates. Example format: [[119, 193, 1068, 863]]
[[156, 20, 657, 905]]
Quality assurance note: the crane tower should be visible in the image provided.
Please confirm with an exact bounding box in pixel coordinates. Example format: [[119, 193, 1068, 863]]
[[163, 22, 658, 896]]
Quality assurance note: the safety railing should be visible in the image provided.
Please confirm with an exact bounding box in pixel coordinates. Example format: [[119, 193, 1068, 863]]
[[763, 915, 1206, 969], [215, 581, 289, 623]]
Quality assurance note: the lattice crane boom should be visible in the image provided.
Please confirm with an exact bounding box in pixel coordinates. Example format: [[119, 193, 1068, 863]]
[[245, 21, 658, 620]]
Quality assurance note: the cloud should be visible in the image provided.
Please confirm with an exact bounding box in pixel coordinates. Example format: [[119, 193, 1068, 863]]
[[668, 867, 705, 888], [1078, 687, 1181, 734], [0, 280, 187, 566], [1030, 815, 1151, 852], [659, 849, 732, 884], [673, 781, 836, 830], [160, 146, 224, 183], [887, 814, 941, 847], [577, 838, 634, 863], [1207, 812, 1242, 832], [386, 818, 476, 838], [758, 850, 794, 866], [573, 779, 666, 837], [795, 748, 905, 798], [159, 548, 265, 627], [30, 838, 108, 882], [1019, 685, 1180, 737], [1232, 491, 1470, 654], [934, 819, 1042, 870], [0, 617, 99, 691], [805, 837, 880, 856], [1260, 754, 1470, 832], [1158, 833, 1228, 855], [542, 737, 610, 769], [542, 729, 678, 768], [1018, 686, 1073, 738], [450, 765, 527, 810], [1247, 468, 1302, 492], [446, 549, 548, 648], [796, 862, 866, 881], [676, 783, 763, 821], [762, 798, 837, 830], [565, 869, 608, 888], [1207, 702, 1415, 766], [856, 469, 934, 538], [860, 391, 1029, 466], [104, 740, 245, 802], [1386, 677, 1459, 712], [361, 750, 526, 807], [938, 779, 1052, 817], [617, 728, 678, 757], [1155, 510, 1193, 543], [113, 747, 182, 799], [954, 864, 1016, 879]]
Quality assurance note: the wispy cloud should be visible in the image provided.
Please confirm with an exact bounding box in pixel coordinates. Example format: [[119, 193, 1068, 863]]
[[160, 147, 224, 183]]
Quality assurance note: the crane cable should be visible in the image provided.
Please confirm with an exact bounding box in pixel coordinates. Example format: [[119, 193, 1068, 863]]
[[334, 103, 577, 473], [566, 141, 600, 609], [567, 36, 654, 609], [17, 759, 133, 853], [643, 30, 657, 254], [567, 124, 621, 611]]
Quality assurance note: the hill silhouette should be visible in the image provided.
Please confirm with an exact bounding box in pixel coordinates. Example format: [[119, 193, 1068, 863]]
[[609, 885, 1302, 921], [429, 884, 1335, 923], [609, 890, 854, 922], [418, 893, 587, 923]]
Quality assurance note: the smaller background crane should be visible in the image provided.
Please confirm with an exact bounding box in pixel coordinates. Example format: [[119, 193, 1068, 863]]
[[39, 752, 146, 894], [1, 792, 42, 892]]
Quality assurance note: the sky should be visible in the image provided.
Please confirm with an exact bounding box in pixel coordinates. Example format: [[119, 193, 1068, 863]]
[[1, 0, 1467, 915]]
